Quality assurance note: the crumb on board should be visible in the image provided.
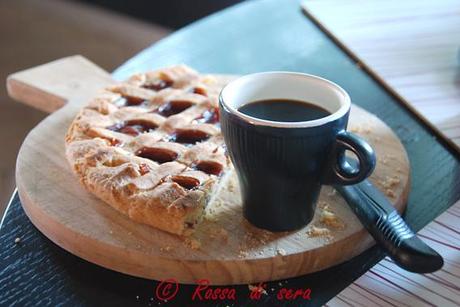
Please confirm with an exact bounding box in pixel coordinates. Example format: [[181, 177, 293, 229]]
[[184, 238, 201, 250], [160, 246, 172, 252], [203, 213, 217, 223], [385, 189, 396, 198], [320, 210, 345, 230], [238, 250, 249, 258], [379, 175, 400, 198], [306, 226, 331, 237], [382, 175, 401, 189], [378, 154, 398, 166], [227, 180, 235, 192], [242, 231, 271, 248], [14, 237, 21, 244], [318, 201, 329, 209], [210, 227, 228, 241], [349, 124, 371, 134], [276, 248, 287, 256]]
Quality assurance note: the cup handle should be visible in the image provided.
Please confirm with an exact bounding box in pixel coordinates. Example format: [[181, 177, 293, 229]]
[[323, 131, 376, 185]]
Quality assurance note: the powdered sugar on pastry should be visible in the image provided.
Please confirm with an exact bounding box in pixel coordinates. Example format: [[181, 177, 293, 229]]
[[65, 65, 231, 236]]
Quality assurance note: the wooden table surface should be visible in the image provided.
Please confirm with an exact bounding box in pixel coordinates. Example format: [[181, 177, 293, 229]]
[[328, 199, 460, 306], [301, 1, 460, 304], [1, 0, 460, 306], [303, 0, 460, 151]]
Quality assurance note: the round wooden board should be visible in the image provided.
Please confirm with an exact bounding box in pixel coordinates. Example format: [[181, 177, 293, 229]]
[[16, 74, 410, 285]]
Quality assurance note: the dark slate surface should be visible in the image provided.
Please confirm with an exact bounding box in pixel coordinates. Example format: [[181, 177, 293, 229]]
[[1, 0, 460, 306]]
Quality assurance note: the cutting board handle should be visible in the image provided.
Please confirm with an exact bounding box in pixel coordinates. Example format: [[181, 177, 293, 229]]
[[6, 55, 115, 113]]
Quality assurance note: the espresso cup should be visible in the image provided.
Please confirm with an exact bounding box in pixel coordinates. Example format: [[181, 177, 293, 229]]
[[219, 72, 376, 231]]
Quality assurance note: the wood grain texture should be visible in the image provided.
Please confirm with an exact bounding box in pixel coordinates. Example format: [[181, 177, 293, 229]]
[[12, 57, 409, 284], [302, 0, 460, 151], [7, 55, 115, 113], [328, 199, 460, 307]]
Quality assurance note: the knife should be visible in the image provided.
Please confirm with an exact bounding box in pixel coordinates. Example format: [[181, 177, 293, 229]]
[[334, 161, 443, 273]]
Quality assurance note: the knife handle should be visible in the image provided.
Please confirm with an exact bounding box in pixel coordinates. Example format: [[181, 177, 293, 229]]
[[336, 181, 443, 273]]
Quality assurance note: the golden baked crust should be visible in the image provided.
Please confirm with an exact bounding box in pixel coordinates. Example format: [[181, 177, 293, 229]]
[[65, 65, 229, 236]]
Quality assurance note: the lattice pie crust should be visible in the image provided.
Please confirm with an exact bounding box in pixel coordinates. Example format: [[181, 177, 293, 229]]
[[65, 65, 230, 236]]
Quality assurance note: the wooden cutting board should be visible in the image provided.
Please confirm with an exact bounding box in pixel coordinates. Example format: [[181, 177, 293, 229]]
[[7, 55, 410, 285]]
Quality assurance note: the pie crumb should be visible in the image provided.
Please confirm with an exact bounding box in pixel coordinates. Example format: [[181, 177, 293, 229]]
[[306, 226, 330, 237], [185, 238, 201, 250], [202, 76, 216, 84], [318, 201, 329, 209], [160, 246, 172, 252], [320, 210, 345, 229], [276, 248, 287, 256], [350, 124, 371, 134], [238, 250, 248, 258], [227, 181, 235, 192], [382, 175, 400, 189], [204, 213, 217, 223], [385, 189, 396, 198]]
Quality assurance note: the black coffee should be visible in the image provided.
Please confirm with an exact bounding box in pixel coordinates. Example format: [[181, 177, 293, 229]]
[[238, 99, 331, 122]]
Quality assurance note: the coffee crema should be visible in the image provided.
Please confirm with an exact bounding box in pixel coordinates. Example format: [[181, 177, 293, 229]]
[[238, 99, 331, 122]]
